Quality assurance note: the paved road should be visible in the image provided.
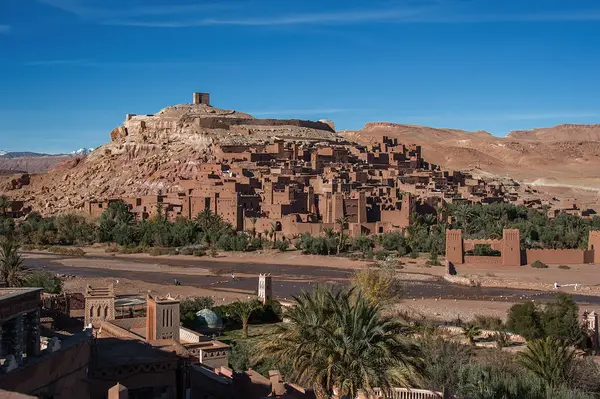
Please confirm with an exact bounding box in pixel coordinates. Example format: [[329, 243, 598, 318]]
[[22, 254, 600, 305]]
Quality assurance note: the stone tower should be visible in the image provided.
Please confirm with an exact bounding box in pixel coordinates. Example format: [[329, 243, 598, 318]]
[[588, 231, 600, 264], [258, 274, 272, 304], [146, 294, 180, 342], [85, 284, 115, 327], [445, 229, 463, 265], [502, 229, 521, 266], [192, 92, 210, 106], [583, 310, 599, 354], [357, 191, 367, 224]]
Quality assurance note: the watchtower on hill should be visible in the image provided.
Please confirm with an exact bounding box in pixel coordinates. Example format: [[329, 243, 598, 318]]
[[192, 92, 211, 106]]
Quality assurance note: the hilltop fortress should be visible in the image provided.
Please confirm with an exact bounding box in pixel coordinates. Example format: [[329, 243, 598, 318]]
[[2, 92, 595, 233]]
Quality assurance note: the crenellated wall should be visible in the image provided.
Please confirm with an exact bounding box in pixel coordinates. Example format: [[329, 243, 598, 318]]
[[463, 239, 503, 252], [464, 255, 502, 264], [525, 249, 594, 265], [196, 117, 336, 132]]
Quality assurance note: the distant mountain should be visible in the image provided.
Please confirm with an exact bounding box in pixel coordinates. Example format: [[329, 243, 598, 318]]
[[0, 151, 57, 159], [0, 148, 94, 174], [71, 148, 95, 156]]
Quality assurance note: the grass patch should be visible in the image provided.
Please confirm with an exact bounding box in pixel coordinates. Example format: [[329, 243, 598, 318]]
[[531, 260, 549, 269], [48, 246, 86, 257], [219, 323, 282, 345], [558, 265, 571, 270]]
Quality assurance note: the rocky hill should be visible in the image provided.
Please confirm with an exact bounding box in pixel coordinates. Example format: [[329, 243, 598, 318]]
[[1, 102, 343, 214], [0, 153, 73, 174], [340, 123, 600, 194]]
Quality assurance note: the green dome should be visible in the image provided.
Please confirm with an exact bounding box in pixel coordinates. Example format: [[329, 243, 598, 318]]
[[195, 308, 223, 329]]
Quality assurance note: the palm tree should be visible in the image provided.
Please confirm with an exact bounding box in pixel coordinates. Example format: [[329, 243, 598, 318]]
[[250, 217, 258, 238], [517, 337, 575, 389], [323, 227, 335, 239], [258, 285, 424, 399], [0, 240, 27, 287], [463, 323, 481, 346], [229, 299, 262, 339], [335, 216, 349, 255], [0, 195, 10, 217], [269, 222, 278, 244]]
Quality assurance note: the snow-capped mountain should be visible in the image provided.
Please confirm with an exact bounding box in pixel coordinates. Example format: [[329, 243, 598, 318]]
[[0, 150, 7, 156], [70, 148, 95, 156]]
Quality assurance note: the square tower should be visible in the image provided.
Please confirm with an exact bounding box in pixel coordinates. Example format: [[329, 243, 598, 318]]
[[588, 231, 600, 264], [258, 274, 272, 304], [84, 284, 115, 327], [445, 229, 463, 265], [192, 92, 211, 106], [502, 229, 522, 266], [146, 294, 180, 342]]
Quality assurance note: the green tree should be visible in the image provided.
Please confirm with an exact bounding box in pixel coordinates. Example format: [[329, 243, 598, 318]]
[[541, 293, 586, 347], [23, 270, 62, 294], [335, 216, 348, 254], [518, 337, 575, 389], [229, 299, 262, 339], [179, 296, 215, 328], [0, 195, 10, 217], [0, 239, 27, 287], [259, 285, 424, 399], [506, 302, 543, 341], [98, 200, 135, 244]]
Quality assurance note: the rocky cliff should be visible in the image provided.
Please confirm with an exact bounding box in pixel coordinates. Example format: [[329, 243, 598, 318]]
[[1, 103, 343, 214]]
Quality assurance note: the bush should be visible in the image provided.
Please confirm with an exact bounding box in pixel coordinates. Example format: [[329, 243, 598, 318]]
[[47, 246, 86, 257], [558, 265, 571, 270], [148, 247, 175, 256], [180, 296, 215, 328], [506, 302, 543, 340], [104, 243, 120, 253], [252, 300, 283, 323], [531, 260, 548, 269], [380, 232, 409, 256], [274, 240, 289, 252], [23, 270, 63, 294], [409, 251, 419, 259], [374, 250, 390, 261], [473, 315, 505, 331]]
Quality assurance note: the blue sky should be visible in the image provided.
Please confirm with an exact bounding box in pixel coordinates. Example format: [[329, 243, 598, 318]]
[[1, 0, 600, 153]]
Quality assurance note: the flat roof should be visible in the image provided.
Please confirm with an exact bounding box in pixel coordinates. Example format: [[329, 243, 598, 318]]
[[0, 287, 43, 301]]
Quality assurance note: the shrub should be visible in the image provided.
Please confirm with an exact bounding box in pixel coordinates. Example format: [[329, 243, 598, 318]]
[[531, 260, 548, 269], [506, 302, 543, 341], [148, 247, 174, 256], [47, 246, 86, 257], [374, 250, 390, 261], [274, 240, 289, 252], [104, 243, 120, 253], [23, 270, 63, 294], [474, 315, 505, 331], [558, 265, 570, 270], [252, 300, 283, 323], [180, 296, 215, 328]]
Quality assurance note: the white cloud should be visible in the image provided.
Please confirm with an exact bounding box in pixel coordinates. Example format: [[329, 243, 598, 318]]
[[250, 108, 357, 116], [0, 25, 10, 33], [36, 0, 600, 28], [23, 59, 225, 68], [398, 111, 600, 122]]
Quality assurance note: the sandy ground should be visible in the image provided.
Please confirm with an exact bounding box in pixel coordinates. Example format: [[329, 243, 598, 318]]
[[397, 260, 600, 296], [24, 247, 600, 323]]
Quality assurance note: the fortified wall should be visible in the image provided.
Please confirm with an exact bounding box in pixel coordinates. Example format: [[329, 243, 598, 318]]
[[446, 229, 600, 266]]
